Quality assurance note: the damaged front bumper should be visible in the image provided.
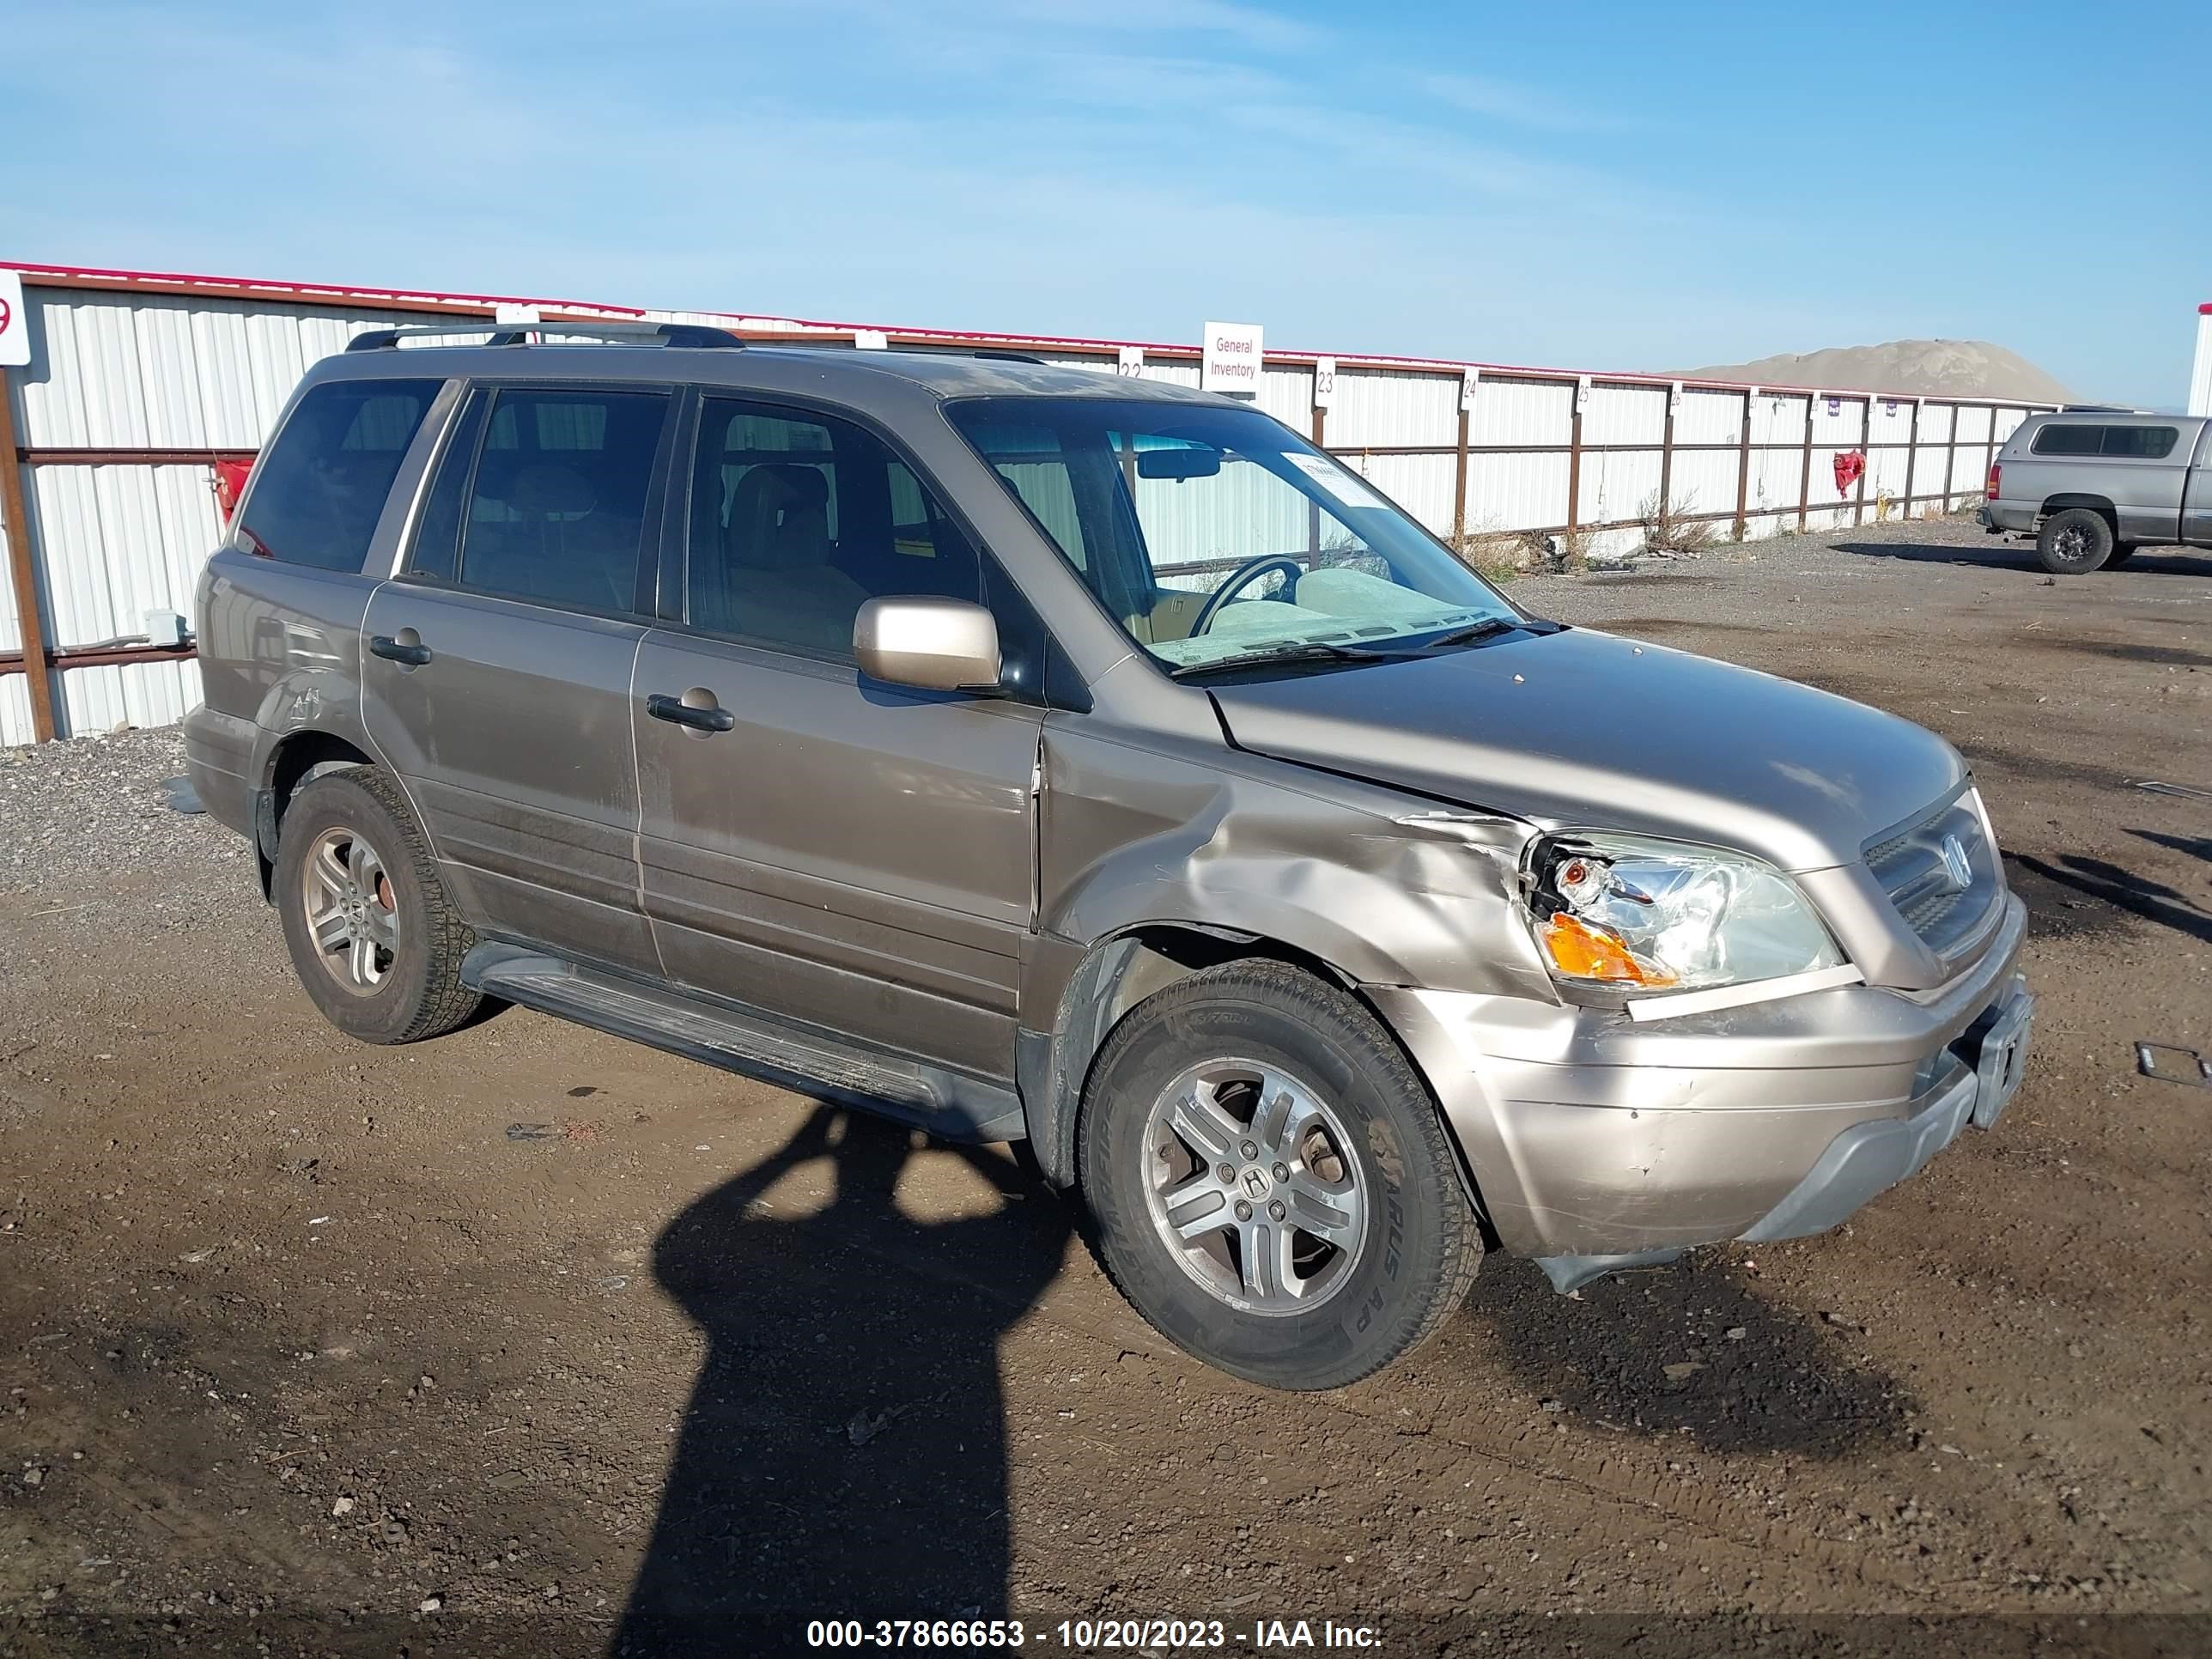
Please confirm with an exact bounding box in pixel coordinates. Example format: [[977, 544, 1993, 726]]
[[1370, 892, 2031, 1291]]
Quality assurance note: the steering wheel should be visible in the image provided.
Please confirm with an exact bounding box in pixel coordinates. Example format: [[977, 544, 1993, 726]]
[[1191, 555, 1306, 636]]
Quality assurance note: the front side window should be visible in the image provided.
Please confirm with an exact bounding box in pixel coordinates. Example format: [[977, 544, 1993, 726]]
[[453, 386, 671, 612], [946, 398, 1522, 676], [686, 398, 982, 659], [239, 378, 442, 571]]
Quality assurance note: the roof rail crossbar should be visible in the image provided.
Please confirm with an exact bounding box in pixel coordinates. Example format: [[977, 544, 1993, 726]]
[[344, 320, 743, 352]]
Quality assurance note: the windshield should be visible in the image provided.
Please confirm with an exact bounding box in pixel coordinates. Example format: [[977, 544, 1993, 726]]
[[945, 398, 1522, 674]]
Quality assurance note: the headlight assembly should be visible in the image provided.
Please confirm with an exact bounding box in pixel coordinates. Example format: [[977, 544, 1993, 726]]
[[1524, 831, 1843, 994]]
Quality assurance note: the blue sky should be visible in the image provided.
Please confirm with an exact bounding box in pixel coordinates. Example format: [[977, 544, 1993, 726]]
[[8, 1, 2208, 404]]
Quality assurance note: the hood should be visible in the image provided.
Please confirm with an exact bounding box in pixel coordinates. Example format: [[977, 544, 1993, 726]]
[[1207, 627, 1964, 872]]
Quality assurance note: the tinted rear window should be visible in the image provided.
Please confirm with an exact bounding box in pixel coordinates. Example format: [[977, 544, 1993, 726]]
[[2100, 425, 2179, 459], [240, 380, 441, 571], [2029, 423, 2103, 456], [453, 387, 672, 613]]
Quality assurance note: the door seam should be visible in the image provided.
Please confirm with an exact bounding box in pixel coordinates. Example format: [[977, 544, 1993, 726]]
[[630, 630, 672, 983]]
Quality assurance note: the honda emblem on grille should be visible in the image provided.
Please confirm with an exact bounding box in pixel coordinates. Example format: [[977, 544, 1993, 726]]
[[1938, 833, 1972, 894]]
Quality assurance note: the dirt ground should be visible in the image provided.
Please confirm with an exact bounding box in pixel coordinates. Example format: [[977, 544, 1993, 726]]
[[2, 515, 2209, 1658]]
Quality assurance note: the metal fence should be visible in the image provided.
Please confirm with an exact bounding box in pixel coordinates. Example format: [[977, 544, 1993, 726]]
[[0, 261, 2050, 744]]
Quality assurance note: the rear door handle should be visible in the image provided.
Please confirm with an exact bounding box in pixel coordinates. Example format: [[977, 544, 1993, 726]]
[[368, 635, 433, 666], [647, 692, 735, 733]]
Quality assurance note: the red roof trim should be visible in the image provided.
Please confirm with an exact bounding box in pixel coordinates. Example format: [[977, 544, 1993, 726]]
[[1, 258, 645, 316], [0, 258, 2059, 407]]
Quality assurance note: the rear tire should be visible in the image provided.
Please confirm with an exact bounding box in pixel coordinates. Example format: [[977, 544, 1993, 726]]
[[2036, 507, 2114, 574], [1079, 960, 1481, 1391], [275, 767, 482, 1044]]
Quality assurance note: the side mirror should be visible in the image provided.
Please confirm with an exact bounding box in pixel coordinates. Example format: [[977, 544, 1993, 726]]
[[853, 596, 1003, 694]]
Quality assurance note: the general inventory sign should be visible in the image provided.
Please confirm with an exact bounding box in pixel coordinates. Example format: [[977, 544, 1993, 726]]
[[0, 269, 27, 368], [1201, 320, 1262, 395]]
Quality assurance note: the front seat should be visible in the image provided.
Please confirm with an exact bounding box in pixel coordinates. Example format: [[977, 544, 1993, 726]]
[[713, 464, 866, 653]]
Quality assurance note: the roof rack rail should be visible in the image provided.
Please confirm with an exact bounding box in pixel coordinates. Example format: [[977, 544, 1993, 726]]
[[344, 320, 743, 353], [772, 341, 1051, 366]]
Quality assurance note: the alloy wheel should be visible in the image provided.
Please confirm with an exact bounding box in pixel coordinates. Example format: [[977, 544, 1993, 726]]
[[1139, 1058, 1367, 1314], [300, 825, 399, 994]]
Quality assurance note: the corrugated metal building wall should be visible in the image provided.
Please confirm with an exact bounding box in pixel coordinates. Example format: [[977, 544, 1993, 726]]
[[0, 263, 2048, 744]]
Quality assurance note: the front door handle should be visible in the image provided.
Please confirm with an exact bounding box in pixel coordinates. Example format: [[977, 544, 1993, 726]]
[[368, 634, 432, 667], [647, 692, 736, 733]]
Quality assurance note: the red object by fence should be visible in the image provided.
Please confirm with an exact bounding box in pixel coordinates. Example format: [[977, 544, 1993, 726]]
[[1832, 449, 1865, 496], [210, 456, 253, 521]]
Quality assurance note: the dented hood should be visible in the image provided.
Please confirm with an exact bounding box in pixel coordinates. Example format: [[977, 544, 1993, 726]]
[[1207, 626, 1964, 872]]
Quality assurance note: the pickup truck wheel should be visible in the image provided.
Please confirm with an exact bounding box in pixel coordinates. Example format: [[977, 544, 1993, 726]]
[[1079, 960, 1480, 1391], [275, 767, 482, 1045], [2037, 507, 2114, 574]]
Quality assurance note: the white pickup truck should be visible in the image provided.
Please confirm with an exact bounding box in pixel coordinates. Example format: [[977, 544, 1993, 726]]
[[1979, 410, 2212, 574]]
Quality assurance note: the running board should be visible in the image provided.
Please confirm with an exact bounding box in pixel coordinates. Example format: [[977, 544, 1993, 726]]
[[461, 945, 1026, 1143]]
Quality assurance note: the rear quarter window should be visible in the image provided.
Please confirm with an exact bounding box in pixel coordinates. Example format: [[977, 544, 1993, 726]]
[[239, 380, 442, 571]]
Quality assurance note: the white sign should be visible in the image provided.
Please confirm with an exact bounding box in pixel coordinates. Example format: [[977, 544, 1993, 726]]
[[1116, 345, 1145, 377], [1201, 320, 1263, 395], [1668, 380, 1685, 412], [0, 269, 27, 368], [854, 329, 889, 350], [1312, 356, 1337, 409], [494, 302, 541, 325], [1575, 374, 1592, 410], [1459, 368, 1480, 411]]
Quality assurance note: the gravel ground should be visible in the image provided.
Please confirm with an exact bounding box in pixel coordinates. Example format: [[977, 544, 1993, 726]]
[[1, 514, 2209, 1657], [0, 728, 234, 896]]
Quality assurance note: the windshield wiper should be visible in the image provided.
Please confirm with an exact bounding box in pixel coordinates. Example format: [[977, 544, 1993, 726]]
[[1167, 641, 1428, 679], [1419, 617, 1524, 648]]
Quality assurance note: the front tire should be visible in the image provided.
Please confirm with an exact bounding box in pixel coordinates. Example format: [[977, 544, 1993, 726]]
[[275, 767, 482, 1044], [1079, 960, 1481, 1391], [2037, 507, 2113, 574]]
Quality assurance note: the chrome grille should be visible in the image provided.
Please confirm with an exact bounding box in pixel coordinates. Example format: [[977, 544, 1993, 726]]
[[1865, 793, 2001, 961]]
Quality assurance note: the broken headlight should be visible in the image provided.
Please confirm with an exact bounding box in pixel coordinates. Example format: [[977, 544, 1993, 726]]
[[1525, 832, 1843, 993]]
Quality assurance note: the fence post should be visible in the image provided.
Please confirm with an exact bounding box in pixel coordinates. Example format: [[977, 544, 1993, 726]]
[[1853, 398, 1871, 526], [1565, 386, 1584, 538], [1942, 403, 1959, 513], [1733, 389, 1753, 540], [1902, 398, 1921, 520], [1451, 404, 1470, 547], [1656, 385, 1676, 536], [1796, 394, 1816, 533], [1309, 404, 1327, 556], [0, 367, 58, 744]]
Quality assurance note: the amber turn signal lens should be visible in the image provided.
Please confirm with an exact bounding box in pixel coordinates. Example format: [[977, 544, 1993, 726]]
[[1539, 913, 1677, 987]]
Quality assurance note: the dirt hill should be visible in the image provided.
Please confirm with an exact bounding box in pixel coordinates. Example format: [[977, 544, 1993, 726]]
[[1680, 339, 2071, 404]]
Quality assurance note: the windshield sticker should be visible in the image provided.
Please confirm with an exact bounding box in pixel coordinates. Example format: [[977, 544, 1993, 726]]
[[1285, 452, 1390, 511]]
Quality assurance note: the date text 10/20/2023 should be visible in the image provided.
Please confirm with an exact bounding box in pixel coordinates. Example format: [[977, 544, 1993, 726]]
[[805, 1618, 1384, 1650]]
